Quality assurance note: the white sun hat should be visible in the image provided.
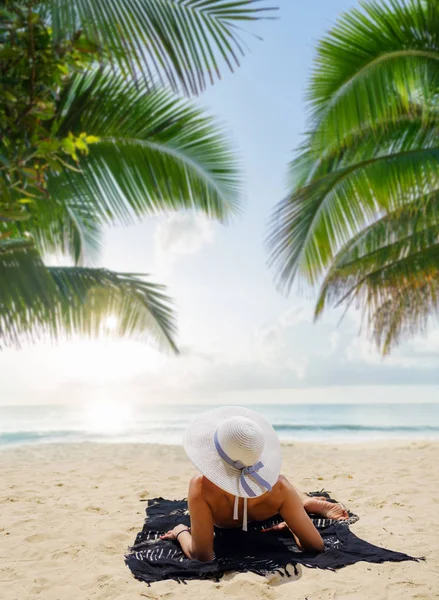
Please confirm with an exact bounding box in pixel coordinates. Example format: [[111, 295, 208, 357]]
[[183, 406, 282, 530]]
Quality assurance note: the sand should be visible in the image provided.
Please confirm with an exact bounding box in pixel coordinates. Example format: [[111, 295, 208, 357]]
[[0, 441, 437, 600]]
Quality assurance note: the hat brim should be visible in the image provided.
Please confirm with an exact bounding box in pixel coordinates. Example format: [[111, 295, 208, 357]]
[[183, 406, 282, 498]]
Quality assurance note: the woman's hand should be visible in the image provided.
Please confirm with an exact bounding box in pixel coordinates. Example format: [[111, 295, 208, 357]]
[[261, 522, 289, 533], [160, 524, 190, 541]]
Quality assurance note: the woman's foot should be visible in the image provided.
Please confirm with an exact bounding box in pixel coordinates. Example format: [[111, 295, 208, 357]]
[[320, 501, 349, 520], [261, 498, 349, 536], [303, 497, 349, 520]]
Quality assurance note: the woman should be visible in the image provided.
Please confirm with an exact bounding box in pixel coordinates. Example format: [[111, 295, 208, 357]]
[[161, 406, 348, 561]]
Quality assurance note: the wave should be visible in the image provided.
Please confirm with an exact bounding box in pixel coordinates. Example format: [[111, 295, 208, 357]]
[[2, 422, 439, 447], [272, 424, 439, 432], [0, 429, 185, 446], [0, 430, 85, 444]]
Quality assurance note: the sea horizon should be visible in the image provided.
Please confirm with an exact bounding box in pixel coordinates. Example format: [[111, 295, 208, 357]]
[[1, 402, 439, 449]]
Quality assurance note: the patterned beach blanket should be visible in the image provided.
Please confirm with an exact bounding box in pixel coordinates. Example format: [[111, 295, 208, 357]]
[[125, 491, 422, 584]]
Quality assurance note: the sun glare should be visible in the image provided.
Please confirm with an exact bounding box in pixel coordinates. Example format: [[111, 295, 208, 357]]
[[82, 400, 133, 435], [56, 340, 167, 384], [105, 316, 118, 331]]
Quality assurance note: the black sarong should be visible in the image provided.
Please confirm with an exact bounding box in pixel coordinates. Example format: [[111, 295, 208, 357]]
[[125, 492, 422, 584]]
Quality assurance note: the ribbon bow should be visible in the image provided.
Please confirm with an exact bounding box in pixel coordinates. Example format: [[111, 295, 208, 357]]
[[214, 429, 272, 531]]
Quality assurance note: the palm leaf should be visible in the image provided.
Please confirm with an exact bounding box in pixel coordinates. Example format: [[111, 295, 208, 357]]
[[48, 266, 177, 352], [307, 0, 439, 148], [269, 144, 439, 290], [47, 69, 240, 227], [315, 192, 439, 310], [290, 110, 439, 187], [320, 243, 439, 355], [3, 184, 103, 266], [312, 192, 439, 353], [43, 0, 277, 94], [16, 199, 102, 265], [371, 268, 439, 354], [0, 240, 177, 351], [270, 0, 439, 354]]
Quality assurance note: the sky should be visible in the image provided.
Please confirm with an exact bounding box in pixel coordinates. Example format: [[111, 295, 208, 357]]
[[2, 0, 439, 406]]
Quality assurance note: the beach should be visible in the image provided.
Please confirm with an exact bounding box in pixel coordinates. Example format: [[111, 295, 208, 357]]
[[0, 441, 437, 600]]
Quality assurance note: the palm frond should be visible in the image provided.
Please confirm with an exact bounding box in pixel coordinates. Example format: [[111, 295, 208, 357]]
[[291, 111, 439, 186], [0, 238, 57, 315], [47, 266, 178, 352], [15, 198, 103, 265], [319, 242, 439, 355], [48, 69, 240, 226], [307, 0, 439, 147], [371, 267, 439, 355], [270, 144, 439, 289], [315, 193, 439, 308], [270, 0, 439, 354], [0, 240, 177, 351], [314, 192, 439, 353], [43, 0, 277, 94]]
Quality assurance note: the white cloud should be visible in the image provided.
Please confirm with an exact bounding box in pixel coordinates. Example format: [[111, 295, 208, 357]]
[[178, 304, 342, 391], [285, 356, 308, 380], [345, 327, 439, 370], [254, 305, 313, 348], [345, 335, 384, 365], [166, 309, 439, 394], [409, 329, 439, 357], [3, 300, 439, 407], [318, 331, 340, 358], [154, 213, 215, 275], [279, 306, 312, 327]]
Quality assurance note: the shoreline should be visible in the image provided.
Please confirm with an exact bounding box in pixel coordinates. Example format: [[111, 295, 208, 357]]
[[1, 437, 439, 452], [0, 435, 439, 452], [1, 441, 436, 599]]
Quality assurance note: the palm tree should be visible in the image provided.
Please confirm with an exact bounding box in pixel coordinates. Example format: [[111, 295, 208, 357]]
[[269, 0, 439, 354], [1, 1, 274, 351]]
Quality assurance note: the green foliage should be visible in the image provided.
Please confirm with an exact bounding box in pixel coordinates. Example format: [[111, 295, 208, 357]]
[[269, 0, 439, 354], [44, 0, 278, 95], [0, 2, 99, 222], [0, 0, 273, 349], [50, 69, 241, 226], [2, 67, 241, 266], [0, 239, 177, 350]]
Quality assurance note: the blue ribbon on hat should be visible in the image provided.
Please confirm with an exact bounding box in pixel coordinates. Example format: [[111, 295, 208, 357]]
[[214, 430, 272, 497]]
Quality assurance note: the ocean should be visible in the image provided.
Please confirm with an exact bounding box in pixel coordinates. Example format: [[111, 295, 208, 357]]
[[1, 402, 439, 448]]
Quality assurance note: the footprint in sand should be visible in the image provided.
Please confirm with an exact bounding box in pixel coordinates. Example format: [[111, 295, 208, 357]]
[[25, 533, 56, 543], [84, 506, 109, 515], [222, 574, 280, 598]]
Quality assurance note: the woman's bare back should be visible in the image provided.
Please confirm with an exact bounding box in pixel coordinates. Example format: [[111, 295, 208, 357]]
[[200, 474, 284, 527]]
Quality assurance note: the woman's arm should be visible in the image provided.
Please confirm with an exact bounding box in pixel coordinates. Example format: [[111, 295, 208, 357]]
[[161, 475, 214, 562], [278, 476, 324, 552], [186, 475, 215, 561]]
